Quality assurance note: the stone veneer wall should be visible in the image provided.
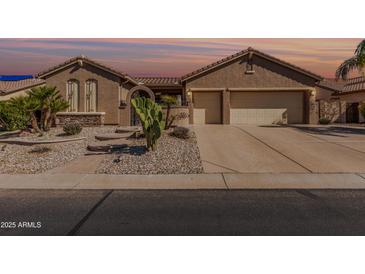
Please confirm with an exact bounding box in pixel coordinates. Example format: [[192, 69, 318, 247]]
[[162, 106, 189, 127], [55, 112, 105, 126], [318, 100, 346, 123]]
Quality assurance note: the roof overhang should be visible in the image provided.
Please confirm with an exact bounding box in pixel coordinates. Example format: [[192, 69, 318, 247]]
[[37, 56, 139, 86], [181, 48, 323, 82]]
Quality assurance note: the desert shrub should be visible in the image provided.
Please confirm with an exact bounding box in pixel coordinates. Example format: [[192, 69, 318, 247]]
[[63, 121, 82, 135], [319, 117, 331, 125], [0, 100, 29, 131], [171, 126, 192, 139]]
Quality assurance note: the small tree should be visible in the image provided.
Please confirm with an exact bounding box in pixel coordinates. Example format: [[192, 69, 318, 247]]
[[28, 86, 68, 131], [160, 95, 177, 129], [131, 97, 165, 151], [4, 86, 69, 134], [8, 95, 42, 133]]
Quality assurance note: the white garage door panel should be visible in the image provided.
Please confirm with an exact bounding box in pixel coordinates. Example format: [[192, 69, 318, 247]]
[[230, 109, 287, 124], [230, 91, 303, 124], [193, 109, 206, 124]]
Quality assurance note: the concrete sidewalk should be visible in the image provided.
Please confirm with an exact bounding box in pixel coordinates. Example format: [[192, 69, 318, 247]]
[[1, 173, 365, 189]]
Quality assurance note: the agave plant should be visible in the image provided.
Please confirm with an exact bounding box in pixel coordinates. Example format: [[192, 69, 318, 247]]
[[131, 97, 165, 151], [336, 39, 365, 80]]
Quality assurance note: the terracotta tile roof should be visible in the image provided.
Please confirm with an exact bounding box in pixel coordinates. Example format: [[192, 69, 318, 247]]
[[37, 55, 138, 85], [317, 78, 345, 92], [134, 77, 181, 86], [181, 47, 323, 81], [0, 78, 45, 95], [341, 76, 365, 93]]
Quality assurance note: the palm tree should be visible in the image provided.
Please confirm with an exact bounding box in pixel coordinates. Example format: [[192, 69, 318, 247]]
[[28, 86, 69, 131], [336, 39, 365, 80], [47, 97, 69, 131], [9, 95, 42, 134]]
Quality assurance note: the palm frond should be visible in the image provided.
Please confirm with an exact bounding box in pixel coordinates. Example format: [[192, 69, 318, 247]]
[[355, 39, 365, 56], [335, 57, 359, 80]]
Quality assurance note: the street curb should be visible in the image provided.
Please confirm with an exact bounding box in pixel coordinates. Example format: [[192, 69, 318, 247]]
[[1, 172, 365, 190]]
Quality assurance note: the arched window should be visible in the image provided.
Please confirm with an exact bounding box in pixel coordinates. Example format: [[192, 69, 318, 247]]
[[67, 80, 79, 112], [85, 79, 97, 112]]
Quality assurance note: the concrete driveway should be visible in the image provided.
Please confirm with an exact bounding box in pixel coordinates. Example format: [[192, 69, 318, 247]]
[[193, 124, 365, 173]]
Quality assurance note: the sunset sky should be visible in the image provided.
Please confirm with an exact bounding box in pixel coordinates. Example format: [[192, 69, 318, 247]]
[[0, 38, 362, 78]]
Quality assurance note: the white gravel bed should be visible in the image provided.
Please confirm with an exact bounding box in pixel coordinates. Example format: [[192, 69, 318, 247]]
[[0, 126, 117, 174], [97, 131, 203, 175]]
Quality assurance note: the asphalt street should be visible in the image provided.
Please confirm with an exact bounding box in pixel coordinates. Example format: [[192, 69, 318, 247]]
[[1, 189, 365, 235]]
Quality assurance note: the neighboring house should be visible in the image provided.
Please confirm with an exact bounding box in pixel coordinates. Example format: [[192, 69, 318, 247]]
[[316, 76, 365, 123], [334, 76, 365, 123], [36, 47, 324, 126], [0, 76, 45, 101]]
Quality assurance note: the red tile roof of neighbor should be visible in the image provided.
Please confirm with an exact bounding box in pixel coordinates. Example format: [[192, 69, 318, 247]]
[[134, 77, 181, 86], [0, 78, 45, 95], [181, 47, 323, 81], [342, 76, 365, 93], [318, 76, 365, 95]]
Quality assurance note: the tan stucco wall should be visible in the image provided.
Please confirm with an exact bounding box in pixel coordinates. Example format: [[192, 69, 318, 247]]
[[185, 55, 317, 89], [43, 63, 124, 124], [315, 86, 334, 101]]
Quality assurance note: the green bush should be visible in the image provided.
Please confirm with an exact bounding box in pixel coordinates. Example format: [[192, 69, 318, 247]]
[[319, 117, 331, 125], [171, 126, 192, 139], [0, 101, 29, 131], [63, 121, 82, 135]]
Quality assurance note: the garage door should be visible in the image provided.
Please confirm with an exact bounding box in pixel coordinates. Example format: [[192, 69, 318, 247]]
[[230, 91, 304, 124], [193, 91, 222, 124]]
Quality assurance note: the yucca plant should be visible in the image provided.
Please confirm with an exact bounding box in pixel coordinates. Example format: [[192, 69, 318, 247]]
[[131, 97, 165, 151]]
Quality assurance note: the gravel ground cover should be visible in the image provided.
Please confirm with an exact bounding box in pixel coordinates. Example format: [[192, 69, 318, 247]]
[[0, 127, 203, 175], [97, 130, 203, 175], [0, 127, 116, 174]]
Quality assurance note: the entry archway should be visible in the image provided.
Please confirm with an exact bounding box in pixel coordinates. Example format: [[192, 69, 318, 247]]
[[126, 85, 155, 126]]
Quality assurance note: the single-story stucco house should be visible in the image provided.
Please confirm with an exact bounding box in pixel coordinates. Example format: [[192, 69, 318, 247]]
[[1, 47, 364, 125], [33, 47, 324, 126]]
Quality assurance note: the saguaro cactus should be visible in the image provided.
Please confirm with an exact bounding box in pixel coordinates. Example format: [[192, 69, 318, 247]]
[[131, 97, 165, 151]]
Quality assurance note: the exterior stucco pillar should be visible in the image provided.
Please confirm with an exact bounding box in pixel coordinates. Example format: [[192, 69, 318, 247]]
[[308, 88, 318, 124], [222, 88, 230, 124], [187, 89, 194, 124]]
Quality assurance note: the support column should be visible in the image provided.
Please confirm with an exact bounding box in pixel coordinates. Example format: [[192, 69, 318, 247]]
[[187, 89, 194, 124], [308, 88, 318, 124], [222, 88, 230, 124]]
